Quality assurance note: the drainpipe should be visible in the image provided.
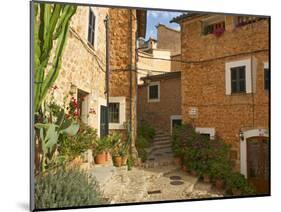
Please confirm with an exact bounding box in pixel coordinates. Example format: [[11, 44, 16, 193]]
[[104, 15, 109, 136]]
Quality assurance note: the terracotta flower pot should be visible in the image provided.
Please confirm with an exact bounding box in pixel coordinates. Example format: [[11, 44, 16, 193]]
[[174, 157, 182, 166], [215, 179, 225, 190], [203, 174, 211, 183], [122, 156, 128, 166], [113, 156, 122, 167], [94, 152, 106, 164], [232, 188, 242, 196]]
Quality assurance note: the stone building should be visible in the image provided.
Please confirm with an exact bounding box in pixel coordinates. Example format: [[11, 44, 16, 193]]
[[172, 13, 269, 193], [138, 72, 181, 133], [50, 6, 146, 156], [137, 24, 181, 84]]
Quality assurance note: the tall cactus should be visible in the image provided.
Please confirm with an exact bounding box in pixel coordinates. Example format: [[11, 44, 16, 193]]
[[33, 3, 77, 113]]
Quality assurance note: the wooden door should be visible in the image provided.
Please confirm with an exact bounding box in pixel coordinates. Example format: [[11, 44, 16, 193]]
[[247, 137, 269, 194]]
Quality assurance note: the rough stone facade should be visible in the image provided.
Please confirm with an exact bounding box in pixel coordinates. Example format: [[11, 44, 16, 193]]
[[177, 15, 269, 170], [108, 8, 145, 153], [138, 72, 181, 132], [156, 24, 181, 55], [49, 6, 108, 137]]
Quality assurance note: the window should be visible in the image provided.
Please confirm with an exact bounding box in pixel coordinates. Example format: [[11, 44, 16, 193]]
[[108, 103, 120, 123], [231, 66, 246, 93], [195, 128, 215, 140], [201, 16, 225, 36], [225, 59, 254, 95], [88, 9, 95, 46], [264, 62, 269, 90], [235, 16, 267, 28], [108, 97, 126, 129], [148, 82, 160, 102]]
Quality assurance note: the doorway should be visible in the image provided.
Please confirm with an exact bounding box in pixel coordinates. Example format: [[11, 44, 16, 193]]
[[246, 136, 269, 194]]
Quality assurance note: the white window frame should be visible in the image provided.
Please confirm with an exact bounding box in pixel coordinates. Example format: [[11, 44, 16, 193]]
[[195, 127, 215, 140], [108, 96, 126, 129], [147, 81, 160, 102], [225, 58, 253, 95]]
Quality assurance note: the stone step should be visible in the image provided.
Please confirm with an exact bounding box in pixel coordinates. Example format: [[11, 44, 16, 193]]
[[148, 146, 173, 155], [154, 134, 171, 139], [153, 140, 171, 145], [90, 164, 116, 187]]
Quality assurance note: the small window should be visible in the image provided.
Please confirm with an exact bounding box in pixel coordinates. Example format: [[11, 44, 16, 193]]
[[149, 85, 159, 99], [264, 67, 269, 90], [77, 89, 89, 124], [231, 66, 246, 93], [88, 9, 95, 46], [108, 103, 120, 123]]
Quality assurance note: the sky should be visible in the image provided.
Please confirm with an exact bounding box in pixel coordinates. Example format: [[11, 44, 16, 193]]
[[145, 10, 183, 40]]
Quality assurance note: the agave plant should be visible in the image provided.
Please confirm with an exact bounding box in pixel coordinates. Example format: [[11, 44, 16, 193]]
[[33, 3, 77, 113]]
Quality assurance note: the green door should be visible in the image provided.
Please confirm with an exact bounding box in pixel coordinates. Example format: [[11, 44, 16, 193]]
[[100, 105, 108, 137]]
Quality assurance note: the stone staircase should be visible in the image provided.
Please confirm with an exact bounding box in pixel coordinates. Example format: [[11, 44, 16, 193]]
[[142, 129, 177, 168]]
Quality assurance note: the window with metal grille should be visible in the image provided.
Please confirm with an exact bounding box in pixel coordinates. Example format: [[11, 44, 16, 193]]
[[108, 103, 120, 123], [264, 68, 269, 90], [88, 9, 95, 46], [231, 66, 246, 93], [149, 85, 159, 100]]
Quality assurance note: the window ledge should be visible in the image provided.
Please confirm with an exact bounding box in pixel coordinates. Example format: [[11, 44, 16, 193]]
[[148, 98, 160, 103], [109, 123, 125, 130]]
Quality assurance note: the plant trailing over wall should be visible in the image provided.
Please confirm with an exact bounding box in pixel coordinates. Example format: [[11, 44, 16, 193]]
[[35, 167, 106, 209], [33, 3, 77, 113]]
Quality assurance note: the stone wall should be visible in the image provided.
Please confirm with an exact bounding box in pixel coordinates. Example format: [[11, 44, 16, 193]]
[[48, 6, 108, 136], [157, 24, 181, 55], [138, 73, 181, 132], [108, 8, 138, 151], [171, 54, 182, 72], [180, 15, 269, 169]]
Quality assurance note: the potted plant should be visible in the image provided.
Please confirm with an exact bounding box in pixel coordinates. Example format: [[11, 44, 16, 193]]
[[112, 149, 123, 167], [93, 137, 107, 165], [107, 132, 121, 162], [226, 172, 248, 196], [120, 146, 129, 166]]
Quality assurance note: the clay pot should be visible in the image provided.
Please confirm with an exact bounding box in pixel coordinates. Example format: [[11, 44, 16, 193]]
[[113, 156, 122, 167], [215, 179, 225, 190], [232, 188, 242, 196], [122, 156, 128, 166], [174, 157, 182, 166], [94, 152, 106, 164], [203, 174, 211, 183]]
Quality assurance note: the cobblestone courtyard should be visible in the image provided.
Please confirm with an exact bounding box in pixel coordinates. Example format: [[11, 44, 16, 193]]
[[99, 165, 223, 204]]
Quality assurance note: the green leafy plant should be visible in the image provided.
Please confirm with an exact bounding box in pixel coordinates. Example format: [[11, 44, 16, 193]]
[[35, 94, 79, 172], [35, 167, 106, 209], [226, 172, 255, 195], [93, 137, 108, 156], [58, 122, 97, 160], [34, 3, 77, 113]]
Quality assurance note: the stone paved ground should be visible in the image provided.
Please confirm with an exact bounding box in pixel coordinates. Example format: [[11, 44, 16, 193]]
[[100, 165, 223, 204]]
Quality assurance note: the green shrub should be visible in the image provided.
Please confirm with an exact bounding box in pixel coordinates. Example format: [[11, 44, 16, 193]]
[[35, 168, 106, 209], [137, 121, 155, 143], [136, 121, 155, 162], [58, 122, 97, 160], [226, 172, 256, 195]]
